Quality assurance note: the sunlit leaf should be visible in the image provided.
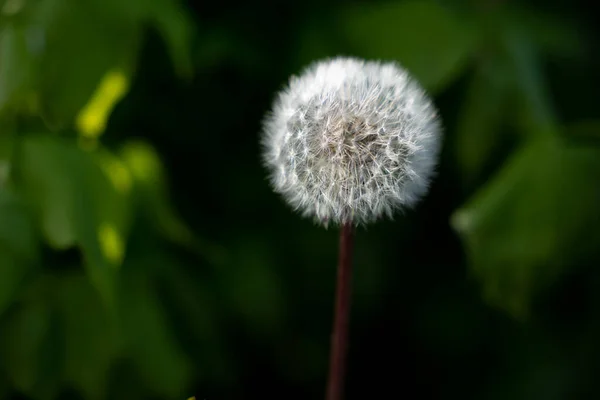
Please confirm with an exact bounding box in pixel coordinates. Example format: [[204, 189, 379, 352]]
[[452, 135, 600, 317], [76, 69, 130, 141], [14, 135, 132, 308], [119, 140, 188, 244], [97, 222, 125, 266], [339, 0, 477, 92], [119, 141, 166, 190], [3, 0, 192, 127], [1, 0, 194, 130], [36, 0, 138, 129]]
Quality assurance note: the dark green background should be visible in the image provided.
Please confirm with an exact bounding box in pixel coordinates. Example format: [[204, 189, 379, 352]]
[[1, 0, 600, 399]]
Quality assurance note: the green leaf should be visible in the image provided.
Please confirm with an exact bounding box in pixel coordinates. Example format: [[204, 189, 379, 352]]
[[14, 135, 132, 309], [149, 0, 194, 78], [0, 188, 38, 261], [0, 297, 64, 400], [339, 0, 476, 92], [454, 57, 512, 186], [158, 258, 232, 382], [0, 188, 38, 314], [97, 0, 194, 78], [4, 0, 193, 127], [0, 22, 35, 114], [500, 21, 556, 136], [36, 0, 139, 129], [505, 8, 585, 58], [452, 135, 600, 317], [0, 251, 21, 314], [1, 272, 117, 400], [120, 261, 192, 399], [57, 273, 117, 400], [0, 124, 15, 160], [566, 120, 600, 145]]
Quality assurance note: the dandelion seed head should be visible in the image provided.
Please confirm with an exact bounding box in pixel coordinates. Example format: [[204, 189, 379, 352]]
[[261, 57, 442, 226]]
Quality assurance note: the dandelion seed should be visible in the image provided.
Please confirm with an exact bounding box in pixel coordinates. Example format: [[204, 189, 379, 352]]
[[261, 56, 442, 226]]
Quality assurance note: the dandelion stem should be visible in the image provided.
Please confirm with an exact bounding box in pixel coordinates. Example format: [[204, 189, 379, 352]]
[[326, 223, 354, 400]]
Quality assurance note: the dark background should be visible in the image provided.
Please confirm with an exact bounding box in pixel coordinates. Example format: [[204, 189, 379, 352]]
[[1, 0, 600, 399]]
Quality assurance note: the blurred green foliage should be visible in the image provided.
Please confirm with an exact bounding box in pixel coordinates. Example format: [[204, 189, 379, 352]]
[[1, 0, 600, 399]]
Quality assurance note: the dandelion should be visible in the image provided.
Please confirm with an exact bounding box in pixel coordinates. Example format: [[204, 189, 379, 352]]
[[261, 57, 442, 227], [260, 57, 442, 400]]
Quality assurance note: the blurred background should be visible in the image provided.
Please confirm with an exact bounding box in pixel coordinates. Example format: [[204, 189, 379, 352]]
[[1, 0, 600, 399]]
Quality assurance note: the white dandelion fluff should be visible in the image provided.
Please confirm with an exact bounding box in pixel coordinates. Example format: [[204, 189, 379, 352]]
[[261, 57, 442, 226]]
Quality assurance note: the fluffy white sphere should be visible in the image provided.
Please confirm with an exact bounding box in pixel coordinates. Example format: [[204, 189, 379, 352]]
[[261, 57, 442, 226]]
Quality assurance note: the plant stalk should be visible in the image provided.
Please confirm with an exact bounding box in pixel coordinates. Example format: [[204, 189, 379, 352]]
[[325, 223, 355, 400]]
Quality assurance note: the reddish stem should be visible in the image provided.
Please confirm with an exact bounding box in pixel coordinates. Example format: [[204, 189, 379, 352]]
[[326, 223, 355, 400]]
